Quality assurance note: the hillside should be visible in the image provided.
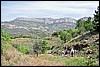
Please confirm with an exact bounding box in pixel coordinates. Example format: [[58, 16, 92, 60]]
[[1, 30, 65, 66], [45, 30, 99, 53], [1, 42, 65, 66], [1, 28, 99, 66], [2, 16, 95, 39], [1, 17, 77, 38]]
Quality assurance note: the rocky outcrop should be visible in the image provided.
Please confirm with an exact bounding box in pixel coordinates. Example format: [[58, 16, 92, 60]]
[[13, 17, 77, 23]]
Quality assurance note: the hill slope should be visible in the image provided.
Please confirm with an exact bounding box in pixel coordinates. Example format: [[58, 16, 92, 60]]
[[1, 17, 77, 38]]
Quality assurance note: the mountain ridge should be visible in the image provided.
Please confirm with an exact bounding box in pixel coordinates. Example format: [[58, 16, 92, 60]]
[[12, 17, 77, 23], [1, 16, 92, 38]]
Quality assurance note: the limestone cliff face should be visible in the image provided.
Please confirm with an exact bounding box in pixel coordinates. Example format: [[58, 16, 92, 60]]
[[14, 17, 77, 23]]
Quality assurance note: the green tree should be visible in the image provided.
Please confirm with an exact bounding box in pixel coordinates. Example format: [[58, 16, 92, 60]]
[[40, 40, 50, 53], [60, 34, 67, 43], [93, 6, 99, 31], [59, 30, 67, 35], [66, 33, 72, 41], [59, 29, 73, 43], [76, 20, 86, 34], [33, 40, 49, 57], [71, 29, 79, 37], [85, 17, 93, 31]]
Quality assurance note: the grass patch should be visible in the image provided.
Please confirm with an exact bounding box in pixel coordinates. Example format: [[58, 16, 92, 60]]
[[38, 54, 99, 66]]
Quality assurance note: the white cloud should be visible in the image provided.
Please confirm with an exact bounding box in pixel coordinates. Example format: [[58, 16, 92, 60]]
[[1, 1, 99, 21]]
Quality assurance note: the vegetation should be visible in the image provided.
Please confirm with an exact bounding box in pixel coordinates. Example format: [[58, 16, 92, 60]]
[[33, 40, 50, 57], [52, 6, 99, 43], [1, 6, 99, 66], [1, 30, 11, 42], [52, 32, 59, 37], [11, 35, 32, 39], [93, 6, 99, 31], [1, 30, 12, 54], [13, 44, 30, 54]]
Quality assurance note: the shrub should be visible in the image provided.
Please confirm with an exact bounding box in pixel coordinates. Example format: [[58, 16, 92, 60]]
[[4, 53, 11, 61], [13, 44, 30, 54], [52, 32, 59, 37], [1, 30, 11, 43], [33, 40, 50, 55], [1, 30, 12, 54]]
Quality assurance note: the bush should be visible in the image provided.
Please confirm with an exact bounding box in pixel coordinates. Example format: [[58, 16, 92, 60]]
[[11, 35, 31, 39], [33, 40, 50, 55], [13, 44, 30, 54], [1, 44, 9, 54], [52, 32, 59, 37], [1, 30, 12, 54], [1, 30, 11, 42], [4, 53, 11, 61]]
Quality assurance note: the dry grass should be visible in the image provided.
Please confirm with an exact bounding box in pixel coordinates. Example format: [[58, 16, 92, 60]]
[[30, 54, 64, 66], [1, 43, 64, 66]]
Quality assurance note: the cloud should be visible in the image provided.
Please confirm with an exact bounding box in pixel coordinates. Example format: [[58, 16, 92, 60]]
[[1, 1, 99, 21]]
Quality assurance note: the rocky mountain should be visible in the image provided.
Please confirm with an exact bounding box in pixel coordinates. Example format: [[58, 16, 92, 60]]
[[12, 17, 77, 24], [1, 17, 89, 38]]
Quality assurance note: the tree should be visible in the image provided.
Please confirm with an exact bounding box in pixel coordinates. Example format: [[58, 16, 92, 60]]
[[60, 34, 67, 43], [59, 30, 67, 35], [59, 30, 67, 43], [33, 40, 49, 57], [66, 33, 72, 41], [71, 29, 79, 38], [76, 20, 82, 28], [85, 17, 93, 31], [40, 40, 50, 53], [93, 6, 99, 31], [75, 17, 94, 34], [76, 20, 86, 34], [33, 41, 41, 57]]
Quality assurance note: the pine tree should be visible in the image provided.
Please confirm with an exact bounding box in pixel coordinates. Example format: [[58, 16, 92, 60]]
[[85, 17, 93, 31], [93, 6, 99, 31]]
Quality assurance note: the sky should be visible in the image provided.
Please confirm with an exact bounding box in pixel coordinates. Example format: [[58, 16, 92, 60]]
[[1, 1, 99, 21]]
